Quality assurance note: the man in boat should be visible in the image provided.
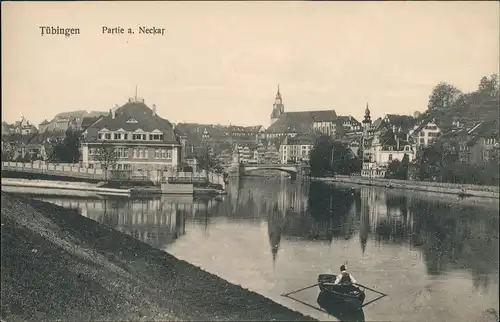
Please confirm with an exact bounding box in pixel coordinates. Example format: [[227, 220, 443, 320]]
[[333, 265, 357, 285]]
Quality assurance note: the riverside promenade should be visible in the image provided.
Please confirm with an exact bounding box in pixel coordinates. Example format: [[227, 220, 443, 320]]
[[312, 175, 499, 199], [1, 192, 316, 321]]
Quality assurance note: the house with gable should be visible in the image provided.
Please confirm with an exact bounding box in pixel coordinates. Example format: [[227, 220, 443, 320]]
[[81, 95, 185, 174], [409, 117, 441, 149]]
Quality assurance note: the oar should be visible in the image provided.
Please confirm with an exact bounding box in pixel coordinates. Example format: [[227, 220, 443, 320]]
[[281, 283, 320, 297], [353, 283, 387, 296]]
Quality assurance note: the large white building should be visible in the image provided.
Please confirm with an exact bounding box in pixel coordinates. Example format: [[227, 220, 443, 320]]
[[279, 134, 317, 164], [81, 96, 185, 175]]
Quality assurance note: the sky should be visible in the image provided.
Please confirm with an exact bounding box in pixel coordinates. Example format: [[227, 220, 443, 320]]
[[2, 1, 499, 127]]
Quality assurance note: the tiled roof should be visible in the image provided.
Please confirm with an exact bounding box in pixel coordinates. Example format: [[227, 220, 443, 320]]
[[282, 133, 319, 146], [54, 110, 87, 119], [27, 131, 66, 144], [384, 114, 416, 129], [371, 118, 384, 130], [338, 115, 361, 125], [265, 110, 337, 134], [411, 117, 440, 136], [468, 119, 499, 137], [84, 101, 178, 144], [80, 116, 103, 131]]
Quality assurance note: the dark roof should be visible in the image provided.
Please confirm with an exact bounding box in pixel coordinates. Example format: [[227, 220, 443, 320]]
[[383, 114, 417, 132], [282, 133, 319, 146], [337, 115, 361, 125], [26, 131, 66, 144], [468, 119, 499, 137], [54, 110, 87, 119], [411, 118, 440, 136], [80, 116, 103, 131], [371, 118, 384, 130], [84, 101, 178, 143], [39, 119, 49, 125], [266, 110, 337, 134]]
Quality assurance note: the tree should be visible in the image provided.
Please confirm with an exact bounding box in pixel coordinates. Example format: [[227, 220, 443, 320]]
[[385, 154, 410, 180], [52, 129, 81, 163], [310, 135, 334, 177], [330, 142, 357, 175], [427, 82, 463, 111], [196, 145, 223, 173], [94, 144, 118, 181], [478, 74, 499, 97]]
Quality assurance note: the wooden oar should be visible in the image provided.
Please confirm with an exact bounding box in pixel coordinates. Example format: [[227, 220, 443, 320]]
[[353, 283, 387, 296], [281, 283, 320, 297]]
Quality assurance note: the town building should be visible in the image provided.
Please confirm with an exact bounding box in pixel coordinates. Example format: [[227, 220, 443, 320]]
[[337, 115, 362, 135], [265, 86, 339, 139], [39, 110, 107, 133], [279, 133, 317, 164], [3, 117, 38, 136], [360, 104, 417, 178], [409, 118, 441, 149], [81, 96, 185, 176]]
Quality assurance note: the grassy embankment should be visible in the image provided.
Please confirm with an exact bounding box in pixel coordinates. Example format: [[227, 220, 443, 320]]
[[1, 192, 316, 321]]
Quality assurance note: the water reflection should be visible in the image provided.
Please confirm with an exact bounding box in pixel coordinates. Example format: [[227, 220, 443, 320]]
[[33, 178, 499, 321], [317, 291, 366, 322], [35, 181, 499, 290]]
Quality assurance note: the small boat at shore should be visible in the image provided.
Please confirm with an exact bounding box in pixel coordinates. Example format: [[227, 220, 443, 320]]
[[317, 274, 366, 309]]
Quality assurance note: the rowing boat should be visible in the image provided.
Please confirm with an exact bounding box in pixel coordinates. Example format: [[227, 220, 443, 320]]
[[317, 274, 366, 310]]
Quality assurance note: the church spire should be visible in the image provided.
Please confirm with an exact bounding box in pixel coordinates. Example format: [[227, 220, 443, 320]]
[[275, 84, 282, 101], [363, 102, 371, 124]]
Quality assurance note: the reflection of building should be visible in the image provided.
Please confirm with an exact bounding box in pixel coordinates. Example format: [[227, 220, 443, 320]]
[[34, 196, 219, 249]]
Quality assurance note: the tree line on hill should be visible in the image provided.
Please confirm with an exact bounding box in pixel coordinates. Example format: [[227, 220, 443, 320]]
[[309, 74, 499, 186]]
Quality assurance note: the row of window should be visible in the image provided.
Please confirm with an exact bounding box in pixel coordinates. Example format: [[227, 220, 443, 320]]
[[88, 147, 173, 160], [98, 132, 164, 141]]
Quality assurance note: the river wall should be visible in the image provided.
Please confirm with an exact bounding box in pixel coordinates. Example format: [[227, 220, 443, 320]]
[[312, 175, 499, 199], [1, 178, 130, 197]]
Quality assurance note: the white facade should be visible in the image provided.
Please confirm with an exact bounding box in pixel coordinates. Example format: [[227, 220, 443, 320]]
[[410, 121, 441, 149], [280, 142, 313, 164], [312, 121, 337, 137]]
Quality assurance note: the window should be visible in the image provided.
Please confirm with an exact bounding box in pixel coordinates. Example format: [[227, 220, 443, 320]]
[[420, 138, 425, 144], [420, 132, 424, 137], [114, 133, 121, 140], [133, 148, 138, 158], [105, 133, 111, 140], [155, 149, 161, 159], [124, 133, 128, 140], [98, 133, 103, 140], [388, 154, 393, 161]]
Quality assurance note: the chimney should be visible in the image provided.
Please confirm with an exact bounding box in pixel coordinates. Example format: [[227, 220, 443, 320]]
[[152, 104, 156, 116], [110, 104, 118, 119]]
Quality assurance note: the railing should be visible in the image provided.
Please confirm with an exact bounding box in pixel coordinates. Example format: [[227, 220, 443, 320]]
[[1, 162, 226, 190], [2, 161, 106, 180]]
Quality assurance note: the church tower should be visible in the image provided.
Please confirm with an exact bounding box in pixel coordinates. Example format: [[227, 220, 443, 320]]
[[362, 102, 372, 135], [270, 85, 284, 126]]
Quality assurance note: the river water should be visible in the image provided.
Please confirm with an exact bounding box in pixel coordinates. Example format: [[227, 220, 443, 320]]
[[31, 177, 499, 322]]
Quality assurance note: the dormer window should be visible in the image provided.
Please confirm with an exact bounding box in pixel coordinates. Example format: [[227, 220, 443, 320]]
[[126, 118, 139, 124]]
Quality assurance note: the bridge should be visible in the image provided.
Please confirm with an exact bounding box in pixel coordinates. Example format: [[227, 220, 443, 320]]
[[228, 163, 309, 180]]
